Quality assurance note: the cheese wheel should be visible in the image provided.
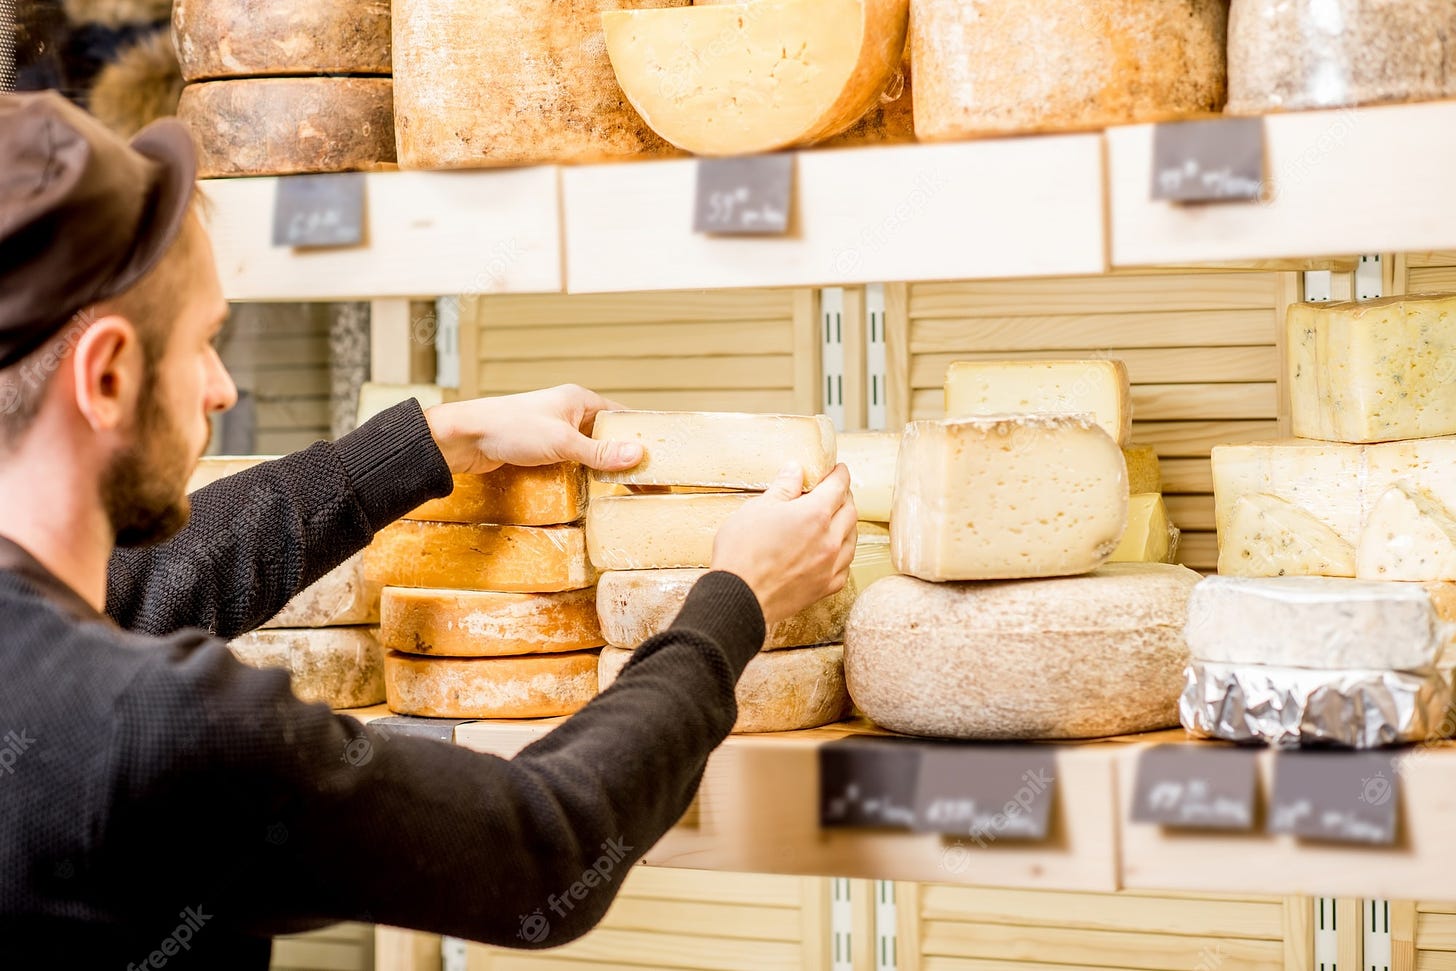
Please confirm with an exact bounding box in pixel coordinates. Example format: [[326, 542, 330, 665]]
[[178, 78, 395, 178], [381, 587, 604, 657], [587, 493, 751, 571], [263, 553, 382, 629], [602, 0, 909, 156], [944, 359, 1133, 448], [837, 431, 899, 523], [596, 569, 853, 650], [364, 521, 597, 593], [173, 0, 391, 82], [406, 465, 589, 527], [598, 644, 850, 733], [384, 650, 599, 718], [230, 627, 385, 709], [912, 0, 1227, 140], [1122, 445, 1162, 495], [845, 565, 1201, 739], [393, 0, 684, 169], [818, 45, 915, 148]]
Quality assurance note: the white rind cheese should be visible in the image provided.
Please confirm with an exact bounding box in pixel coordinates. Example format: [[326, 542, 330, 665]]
[[1357, 483, 1456, 581], [944, 359, 1133, 446], [263, 553, 382, 629], [229, 627, 385, 709], [384, 650, 600, 718], [1218, 493, 1356, 578], [837, 431, 900, 523], [380, 587, 604, 657], [586, 493, 752, 571], [1110, 494, 1177, 564]]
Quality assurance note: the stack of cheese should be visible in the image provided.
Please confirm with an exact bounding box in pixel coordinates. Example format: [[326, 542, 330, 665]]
[[367, 464, 605, 719], [586, 411, 854, 733], [836, 431, 901, 590], [173, 0, 395, 178], [189, 458, 387, 710], [844, 360, 1201, 740]]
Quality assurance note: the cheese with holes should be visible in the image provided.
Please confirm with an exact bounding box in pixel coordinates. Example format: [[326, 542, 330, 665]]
[[406, 464, 588, 526], [912, 0, 1227, 141], [1288, 294, 1456, 444], [1357, 483, 1456, 582], [385, 650, 599, 718], [229, 627, 385, 709], [599, 644, 850, 733], [1185, 576, 1450, 671], [381, 587, 603, 657], [837, 431, 899, 522], [601, 0, 909, 156], [944, 360, 1132, 446], [593, 411, 837, 490], [587, 493, 751, 571], [891, 416, 1127, 581], [263, 553, 382, 629], [173, 0, 391, 82], [1123, 445, 1162, 495], [845, 564, 1201, 739], [1218, 493, 1355, 578], [1110, 494, 1177, 564], [597, 569, 854, 650], [364, 521, 596, 592]]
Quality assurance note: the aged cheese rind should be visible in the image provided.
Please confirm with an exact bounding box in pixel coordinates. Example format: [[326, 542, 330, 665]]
[[229, 627, 385, 709], [593, 411, 837, 490], [837, 431, 899, 522], [172, 0, 391, 82], [1357, 483, 1456, 582], [1123, 445, 1163, 495], [1110, 494, 1177, 564], [891, 415, 1127, 581], [586, 493, 751, 571], [602, 0, 909, 156], [406, 464, 588, 526], [1218, 493, 1356, 578], [845, 564, 1201, 739], [944, 359, 1133, 447], [912, 0, 1227, 140], [263, 553, 382, 629], [596, 569, 854, 650], [381, 587, 603, 657], [177, 78, 395, 179], [384, 650, 599, 718], [598, 644, 850, 733], [364, 521, 596, 593]]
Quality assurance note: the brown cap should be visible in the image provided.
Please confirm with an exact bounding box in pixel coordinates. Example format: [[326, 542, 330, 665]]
[[0, 91, 198, 370]]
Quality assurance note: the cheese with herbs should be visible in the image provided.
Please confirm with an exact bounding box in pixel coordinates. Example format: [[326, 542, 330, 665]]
[[1357, 483, 1456, 582], [1219, 493, 1356, 578], [944, 359, 1133, 446]]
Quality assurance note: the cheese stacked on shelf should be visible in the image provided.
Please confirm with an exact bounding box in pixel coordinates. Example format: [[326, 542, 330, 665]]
[[587, 411, 853, 733], [836, 431, 900, 590], [368, 463, 605, 719]]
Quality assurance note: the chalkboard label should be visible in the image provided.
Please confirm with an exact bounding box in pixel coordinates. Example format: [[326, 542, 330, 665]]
[[1269, 751, 1399, 845], [1151, 117, 1267, 204], [1131, 744, 1259, 831], [694, 155, 793, 235], [819, 736, 921, 830], [913, 746, 1057, 841], [272, 172, 367, 248], [367, 715, 473, 744]]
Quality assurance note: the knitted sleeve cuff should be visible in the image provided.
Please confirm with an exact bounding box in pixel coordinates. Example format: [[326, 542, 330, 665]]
[[668, 571, 767, 680], [333, 399, 454, 532]]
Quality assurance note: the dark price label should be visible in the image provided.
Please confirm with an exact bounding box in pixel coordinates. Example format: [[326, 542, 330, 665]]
[[367, 715, 473, 744], [1131, 744, 1259, 831], [1151, 116, 1267, 204], [912, 746, 1056, 842], [693, 155, 793, 235], [272, 172, 367, 248], [819, 736, 921, 830], [1269, 751, 1399, 845]]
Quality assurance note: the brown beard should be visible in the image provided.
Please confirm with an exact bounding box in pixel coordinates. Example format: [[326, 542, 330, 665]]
[[101, 377, 197, 548]]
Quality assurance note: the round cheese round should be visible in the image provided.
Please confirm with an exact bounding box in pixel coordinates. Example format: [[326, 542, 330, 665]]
[[381, 587, 604, 657], [229, 627, 385, 709], [173, 0, 392, 82], [384, 650, 599, 718]]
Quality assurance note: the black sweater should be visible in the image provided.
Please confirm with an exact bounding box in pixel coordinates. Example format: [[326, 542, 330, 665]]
[[0, 401, 765, 968]]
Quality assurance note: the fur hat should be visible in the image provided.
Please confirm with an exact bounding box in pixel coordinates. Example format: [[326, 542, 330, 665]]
[[89, 30, 182, 137]]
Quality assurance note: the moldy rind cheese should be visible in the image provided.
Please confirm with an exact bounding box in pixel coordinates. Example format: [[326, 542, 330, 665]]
[[172, 0, 391, 82], [406, 464, 588, 526], [229, 627, 385, 709], [381, 587, 604, 657], [593, 411, 837, 490], [944, 359, 1133, 447], [364, 521, 596, 593], [586, 493, 752, 571], [385, 650, 599, 718], [263, 553, 382, 629]]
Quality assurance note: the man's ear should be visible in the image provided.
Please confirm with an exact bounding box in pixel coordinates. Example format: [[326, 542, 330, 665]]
[[71, 315, 144, 433]]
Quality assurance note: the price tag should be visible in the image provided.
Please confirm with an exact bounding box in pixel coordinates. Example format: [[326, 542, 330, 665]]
[[367, 715, 473, 744], [1150, 116, 1267, 204], [1269, 751, 1399, 845], [819, 736, 922, 830], [912, 746, 1057, 841], [693, 155, 793, 235], [272, 172, 367, 248], [1131, 744, 1259, 831]]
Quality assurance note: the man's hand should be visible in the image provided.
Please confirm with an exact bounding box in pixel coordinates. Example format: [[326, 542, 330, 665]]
[[424, 385, 644, 476], [711, 463, 857, 628]]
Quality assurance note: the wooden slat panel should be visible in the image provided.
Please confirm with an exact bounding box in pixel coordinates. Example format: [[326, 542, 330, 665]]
[[256, 429, 330, 452], [475, 290, 797, 328], [1131, 384, 1277, 421], [598, 897, 801, 942], [911, 310, 1277, 353], [1408, 267, 1456, 293], [478, 356, 794, 393], [1421, 903, 1456, 915], [220, 336, 331, 368], [255, 399, 332, 429], [910, 346, 1279, 387], [470, 957, 731, 971], [1177, 531, 1219, 571], [1166, 495, 1217, 532], [910, 274, 1282, 317], [1420, 953, 1456, 971], [584, 389, 798, 412], [505, 928, 800, 971], [1130, 420, 1278, 457], [1405, 251, 1456, 268], [480, 320, 792, 361], [921, 921, 1282, 971], [1419, 914, 1456, 951], [622, 868, 804, 907], [1161, 458, 1215, 494], [919, 886, 1283, 939], [242, 368, 332, 397], [270, 938, 366, 971]]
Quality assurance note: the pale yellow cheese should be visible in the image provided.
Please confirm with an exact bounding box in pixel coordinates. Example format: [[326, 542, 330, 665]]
[[406, 464, 588, 526], [229, 627, 385, 709], [364, 521, 597, 593], [1218, 493, 1356, 578], [944, 360, 1133, 447], [850, 534, 896, 591], [837, 431, 899, 522], [586, 493, 751, 571], [1110, 494, 1177, 564], [380, 587, 604, 657], [593, 410, 836, 490], [356, 383, 445, 428], [263, 553, 382, 629], [891, 415, 1127, 581], [601, 0, 909, 156], [1357, 483, 1456, 582], [1123, 445, 1163, 495], [384, 650, 599, 718], [1288, 294, 1456, 444], [857, 521, 890, 538]]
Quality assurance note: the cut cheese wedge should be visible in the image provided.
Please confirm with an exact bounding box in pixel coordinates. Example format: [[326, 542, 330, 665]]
[[1217, 493, 1355, 578], [587, 493, 751, 570], [601, 0, 909, 155], [380, 587, 604, 657], [1110, 494, 1177, 564], [593, 410, 836, 490], [364, 521, 596, 593], [1357, 483, 1456, 581], [406, 464, 588, 526], [944, 359, 1133, 447], [837, 431, 899, 522], [384, 650, 600, 718]]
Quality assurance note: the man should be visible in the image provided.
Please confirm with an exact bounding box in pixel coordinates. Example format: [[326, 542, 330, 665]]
[[0, 91, 858, 967]]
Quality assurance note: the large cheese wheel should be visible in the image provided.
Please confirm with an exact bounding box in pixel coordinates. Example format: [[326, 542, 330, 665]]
[[263, 553, 382, 629], [229, 627, 385, 709], [381, 587, 604, 657], [912, 0, 1226, 140], [178, 78, 395, 178], [599, 644, 850, 733], [172, 0, 391, 82], [393, 0, 684, 169], [819, 46, 915, 148], [406, 465, 589, 527], [845, 565, 1201, 739], [385, 650, 599, 718], [596, 569, 853, 650], [602, 0, 909, 156], [364, 521, 597, 593]]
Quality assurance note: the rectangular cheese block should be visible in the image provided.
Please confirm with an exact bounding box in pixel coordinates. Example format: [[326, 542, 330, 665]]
[[263, 552, 382, 629], [944, 360, 1132, 447], [1123, 445, 1162, 494], [1288, 293, 1456, 444], [890, 415, 1127, 581], [592, 410, 837, 490], [364, 521, 597, 593], [380, 586, 603, 657], [1109, 494, 1177, 564], [405, 464, 588, 526], [586, 492, 751, 570], [836, 430, 899, 522]]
